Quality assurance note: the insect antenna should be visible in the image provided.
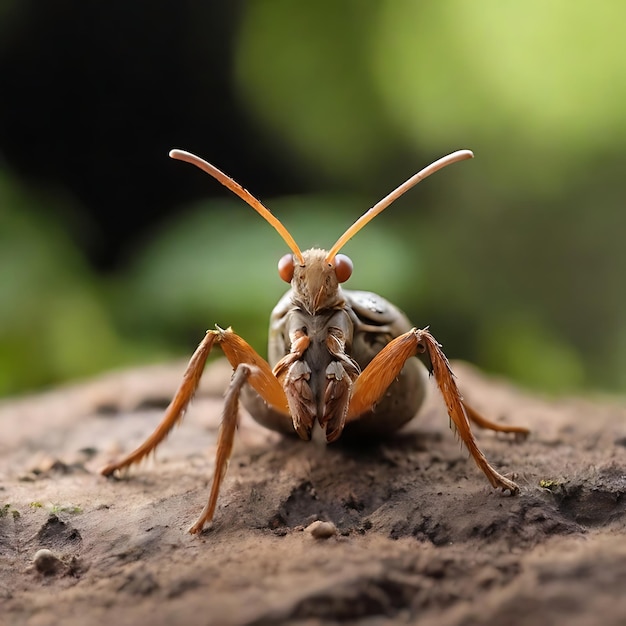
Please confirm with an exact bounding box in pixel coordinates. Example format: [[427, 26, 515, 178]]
[[169, 149, 305, 264], [325, 149, 474, 263]]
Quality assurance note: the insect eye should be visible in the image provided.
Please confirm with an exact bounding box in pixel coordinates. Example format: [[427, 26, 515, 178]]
[[278, 253, 295, 283], [333, 254, 353, 283]]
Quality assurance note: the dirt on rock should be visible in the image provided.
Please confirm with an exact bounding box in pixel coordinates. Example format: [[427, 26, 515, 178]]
[[1, 358, 625, 626]]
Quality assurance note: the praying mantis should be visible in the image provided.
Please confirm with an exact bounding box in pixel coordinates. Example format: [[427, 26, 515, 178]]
[[102, 148, 528, 534]]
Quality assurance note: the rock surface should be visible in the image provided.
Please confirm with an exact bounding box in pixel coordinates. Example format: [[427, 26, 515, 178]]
[[1, 359, 625, 625]]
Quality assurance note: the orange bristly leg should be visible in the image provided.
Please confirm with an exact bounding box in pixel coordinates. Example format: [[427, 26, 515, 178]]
[[462, 401, 529, 439], [346, 327, 520, 494], [189, 328, 292, 533], [102, 326, 291, 534], [188, 362, 257, 533], [101, 330, 217, 476], [216, 327, 290, 414]]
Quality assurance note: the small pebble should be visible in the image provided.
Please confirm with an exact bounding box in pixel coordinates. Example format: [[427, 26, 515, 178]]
[[305, 520, 337, 539], [33, 549, 64, 575]]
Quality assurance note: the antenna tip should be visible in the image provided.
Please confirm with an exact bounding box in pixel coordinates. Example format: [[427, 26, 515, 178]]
[[169, 149, 183, 159]]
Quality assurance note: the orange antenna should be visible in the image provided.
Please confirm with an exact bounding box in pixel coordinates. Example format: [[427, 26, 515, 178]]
[[326, 150, 474, 263], [170, 149, 305, 264]]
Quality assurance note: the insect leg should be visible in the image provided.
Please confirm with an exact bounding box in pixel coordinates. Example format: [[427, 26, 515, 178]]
[[101, 330, 217, 476], [415, 329, 520, 493], [462, 401, 529, 439], [103, 326, 289, 533], [189, 328, 291, 533], [346, 327, 520, 494], [188, 362, 255, 534], [217, 327, 290, 415]]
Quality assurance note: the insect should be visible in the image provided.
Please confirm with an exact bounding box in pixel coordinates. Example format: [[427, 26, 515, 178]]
[[102, 148, 529, 534]]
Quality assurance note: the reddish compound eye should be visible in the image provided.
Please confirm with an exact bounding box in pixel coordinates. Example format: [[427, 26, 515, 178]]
[[278, 253, 295, 282], [334, 254, 353, 283]]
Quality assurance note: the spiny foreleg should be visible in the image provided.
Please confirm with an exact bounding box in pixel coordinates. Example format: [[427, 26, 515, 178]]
[[346, 327, 524, 493]]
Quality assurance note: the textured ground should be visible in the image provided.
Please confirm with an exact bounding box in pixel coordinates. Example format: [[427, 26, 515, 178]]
[[1, 358, 625, 626]]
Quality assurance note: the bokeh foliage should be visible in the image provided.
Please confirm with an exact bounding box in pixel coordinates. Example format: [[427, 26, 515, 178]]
[[1, 1, 625, 395]]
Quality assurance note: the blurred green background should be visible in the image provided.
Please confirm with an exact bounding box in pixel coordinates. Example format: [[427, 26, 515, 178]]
[[1, 1, 625, 397]]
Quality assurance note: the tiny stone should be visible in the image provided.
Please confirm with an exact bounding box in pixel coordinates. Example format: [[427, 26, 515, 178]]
[[305, 520, 337, 539], [33, 549, 64, 575]]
